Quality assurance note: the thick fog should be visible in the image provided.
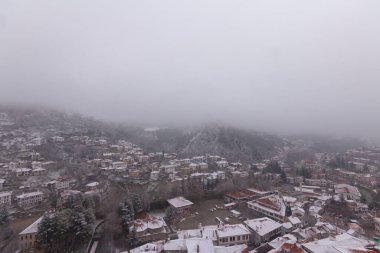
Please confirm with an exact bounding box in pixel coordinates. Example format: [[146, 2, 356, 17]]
[[0, 0, 379, 139]]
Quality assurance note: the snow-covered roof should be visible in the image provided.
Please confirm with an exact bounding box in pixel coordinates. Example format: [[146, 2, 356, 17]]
[[247, 188, 271, 195], [309, 206, 323, 214], [268, 234, 297, 249], [302, 233, 372, 253], [129, 240, 165, 253], [164, 239, 187, 251], [32, 168, 46, 172], [224, 202, 236, 207], [16, 191, 43, 199], [334, 184, 361, 196], [15, 168, 31, 172], [165, 238, 217, 253], [288, 216, 301, 225], [131, 216, 167, 232], [216, 224, 250, 238], [282, 222, 293, 230], [86, 182, 99, 187], [0, 191, 11, 198], [244, 217, 282, 236], [167, 196, 194, 208], [186, 238, 215, 253], [283, 196, 297, 203], [248, 194, 286, 217], [177, 225, 218, 241], [19, 216, 44, 235], [268, 242, 305, 253], [214, 244, 248, 253]]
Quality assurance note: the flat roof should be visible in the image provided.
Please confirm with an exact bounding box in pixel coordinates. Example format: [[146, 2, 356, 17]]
[[0, 191, 11, 197], [16, 191, 43, 199], [167, 197, 194, 208], [244, 217, 282, 236], [216, 224, 250, 238], [86, 182, 99, 187]]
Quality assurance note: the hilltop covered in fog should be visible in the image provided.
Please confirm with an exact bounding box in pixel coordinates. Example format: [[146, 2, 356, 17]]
[[0, 106, 369, 163]]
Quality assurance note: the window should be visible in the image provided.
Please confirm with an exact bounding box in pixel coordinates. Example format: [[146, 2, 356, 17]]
[[20, 236, 23, 240]]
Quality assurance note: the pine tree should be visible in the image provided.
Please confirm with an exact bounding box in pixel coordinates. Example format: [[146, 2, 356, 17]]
[[129, 227, 139, 247], [0, 207, 9, 225], [281, 171, 287, 183], [119, 200, 135, 235], [132, 194, 142, 214], [68, 211, 91, 241], [37, 214, 67, 253], [82, 196, 95, 210]]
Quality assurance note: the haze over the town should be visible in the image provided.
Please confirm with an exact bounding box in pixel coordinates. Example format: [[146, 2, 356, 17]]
[[1, 0, 379, 139]]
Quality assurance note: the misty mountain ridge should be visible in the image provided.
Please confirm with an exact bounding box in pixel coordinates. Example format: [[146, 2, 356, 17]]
[[0, 106, 283, 161], [124, 125, 284, 162], [0, 106, 369, 161]]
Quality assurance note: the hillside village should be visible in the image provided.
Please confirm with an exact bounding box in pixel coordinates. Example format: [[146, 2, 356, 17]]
[[1, 110, 380, 253]]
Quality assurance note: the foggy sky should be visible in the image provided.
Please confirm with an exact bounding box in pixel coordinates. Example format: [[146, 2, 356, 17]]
[[1, 0, 380, 139]]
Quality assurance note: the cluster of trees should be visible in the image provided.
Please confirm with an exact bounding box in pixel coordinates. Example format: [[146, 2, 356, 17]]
[[295, 167, 312, 179], [118, 194, 149, 234], [118, 194, 147, 247], [263, 161, 282, 173], [285, 150, 314, 167], [118, 200, 134, 235], [368, 191, 380, 210], [165, 206, 176, 224], [263, 161, 287, 183], [0, 207, 8, 225], [328, 155, 355, 169], [0, 207, 12, 241], [36, 194, 96, 253]]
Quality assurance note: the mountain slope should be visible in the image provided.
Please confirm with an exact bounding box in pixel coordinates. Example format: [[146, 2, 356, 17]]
[[126, 126, 284, 162], [0, 106, 284, 162]]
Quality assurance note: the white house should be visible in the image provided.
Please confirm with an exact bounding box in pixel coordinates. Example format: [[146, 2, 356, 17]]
[[334, 184, 361, 201], [216, 224, 250, 246], [244, 217, 282, 245], [47, 179, 70, 191], [216, 160, 228, 169], [167, 196, 194, 216], [15, 168, 32, 177], [199, 162, 208, 170], [0, 191, 12, 207], [0, 179, 5, 190], [128, 240, 165, 253], [16, 191, 43, 208], [164, 238, 248, 253], [247, 194, 289, 222], [150, 171, 160, 181], [18, 216, 44, 252], [52, 136, 64, 142], [302, 233, 372, 253], [86, 182, 100, 191]]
